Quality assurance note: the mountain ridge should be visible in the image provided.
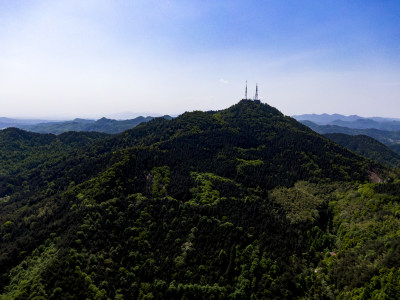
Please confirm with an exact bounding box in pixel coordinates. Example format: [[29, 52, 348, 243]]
[[0, 115, 173, 134], [294, 113, 400, 131], [301, 120, 400, 146]]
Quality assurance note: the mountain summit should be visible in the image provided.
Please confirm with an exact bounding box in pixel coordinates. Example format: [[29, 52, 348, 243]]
[[64, 99, 380, 201]]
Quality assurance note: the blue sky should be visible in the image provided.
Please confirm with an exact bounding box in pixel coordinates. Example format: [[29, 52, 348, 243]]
[[0, 0, 399, 119]]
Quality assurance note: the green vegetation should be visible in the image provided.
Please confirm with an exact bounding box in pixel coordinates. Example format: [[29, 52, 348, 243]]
[[0, 128, 108, 176], [0, 100, 398, 299], [389, 143, 400, 155], [325, 133, 400, 168]]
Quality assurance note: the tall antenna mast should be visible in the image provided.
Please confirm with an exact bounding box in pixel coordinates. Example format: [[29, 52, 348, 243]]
[[245, 80, 248, 99], [254, 83, 259, 100]]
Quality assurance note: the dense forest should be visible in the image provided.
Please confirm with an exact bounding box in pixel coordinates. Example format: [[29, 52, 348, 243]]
[[1, 100, 399, 299], [324, 133, 400, 168]]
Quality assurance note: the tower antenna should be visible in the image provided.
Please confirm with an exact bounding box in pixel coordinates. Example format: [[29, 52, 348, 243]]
[[254, 83, 259, 101], [245, 80, 248, 99]]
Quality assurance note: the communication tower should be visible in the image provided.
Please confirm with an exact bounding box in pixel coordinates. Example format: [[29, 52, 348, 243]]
[[254, 83, 259, 101]]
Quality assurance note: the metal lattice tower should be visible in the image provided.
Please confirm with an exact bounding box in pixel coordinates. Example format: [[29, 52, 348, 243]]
[[254, 83, 259, 101], [245, 80, 248, 99]]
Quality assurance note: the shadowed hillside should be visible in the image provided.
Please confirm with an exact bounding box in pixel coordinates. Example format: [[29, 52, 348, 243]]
[[324, 133, 400, 168]]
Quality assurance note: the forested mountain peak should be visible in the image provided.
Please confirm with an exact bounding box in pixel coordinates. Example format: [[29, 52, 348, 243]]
[[118, 99, 306, 146], [214, 99, 313, 140], [222, 98, 282, 115], [95, 99, 384, 192], [217, 99, 283, 118], [96, 117, 112, 123], [1, 127, 54, 141]]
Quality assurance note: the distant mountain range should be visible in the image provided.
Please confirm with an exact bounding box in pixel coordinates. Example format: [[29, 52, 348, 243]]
[[300, 121, 400, 145], [292, 113, 364, 124], [0, 115, 173, 134], [296, 114, 400, 159], [293, 113, 400, 131], [0, 117, 58, 129], [291, 114, 400, 167]]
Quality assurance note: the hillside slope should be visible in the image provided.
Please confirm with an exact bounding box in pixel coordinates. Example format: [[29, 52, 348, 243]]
[[324, 133, 400, 168], [301, 120, 400, 145], [0, 128, 109, 176]]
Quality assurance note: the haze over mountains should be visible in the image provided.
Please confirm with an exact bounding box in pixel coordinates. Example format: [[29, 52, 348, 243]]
[[0, 116, 173, 135], [293, 113, 400, 130], [293, 113, 366, 124], [0, 117, 57, 129]]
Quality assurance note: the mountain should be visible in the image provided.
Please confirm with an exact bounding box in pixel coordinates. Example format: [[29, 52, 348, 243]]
[[329, 119, 400, 131], [369, 116, 400, 122], [0, 117, 57, 129], [292, 113, 363, 124], [106, 111, 164, 120], [1, 100, 378, 199], [15, 116, 173, 134], [294, 114, 400, 131], [324, 133, 400, 168], [0, 100, 395, 299], [301, 120, 400, 145]]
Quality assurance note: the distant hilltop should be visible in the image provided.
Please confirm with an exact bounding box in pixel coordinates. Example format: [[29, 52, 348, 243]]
[[293, 113, 400, 131], [292, 113, 363, 124], [0, 115, 173, 134]]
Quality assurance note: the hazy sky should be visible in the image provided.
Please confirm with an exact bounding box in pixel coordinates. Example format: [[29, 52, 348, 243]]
[[1, 0, 400, 119]]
